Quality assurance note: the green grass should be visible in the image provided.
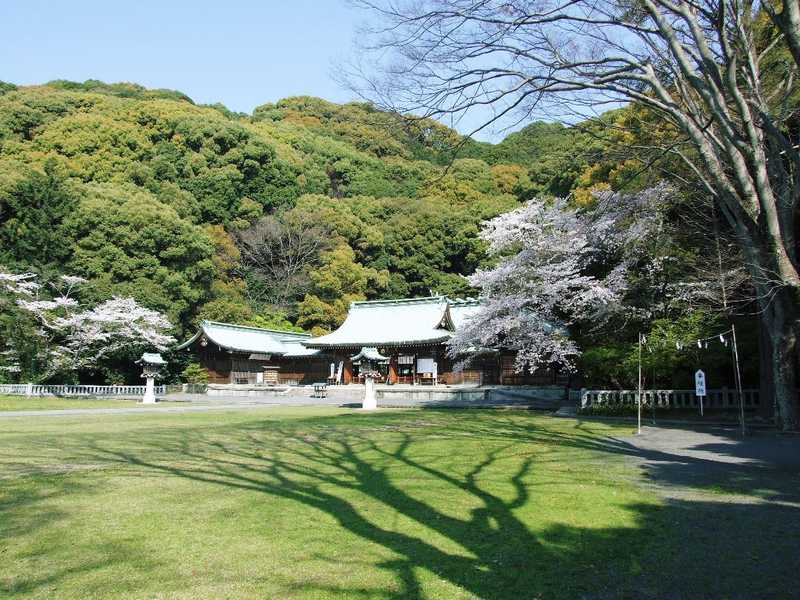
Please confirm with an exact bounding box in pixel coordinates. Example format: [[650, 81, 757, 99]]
[[0, 408, 795, 599], [0, 395, 172, 411]]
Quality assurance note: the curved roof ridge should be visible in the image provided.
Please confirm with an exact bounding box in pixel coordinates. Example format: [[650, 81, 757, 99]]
[[350, 295, 448, 308], [447, 297, 481, 306], [305, 295, 453, 349], [201, 320, 311, 339]]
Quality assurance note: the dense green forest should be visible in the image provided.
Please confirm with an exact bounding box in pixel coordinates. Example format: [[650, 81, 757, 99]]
[[0, 80, 755, 387], [0, 80, 614, 336]]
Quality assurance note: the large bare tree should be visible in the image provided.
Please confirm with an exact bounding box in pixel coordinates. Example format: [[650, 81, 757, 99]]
[[350, 0, 800, 428], [234, 216, 330, 312]]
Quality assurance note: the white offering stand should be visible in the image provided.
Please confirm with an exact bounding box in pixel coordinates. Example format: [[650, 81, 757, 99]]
[[143, 374, 157, 404]]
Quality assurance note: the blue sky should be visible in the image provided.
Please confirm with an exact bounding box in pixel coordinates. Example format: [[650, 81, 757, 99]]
[[0, 0, 525, 141], [1, 0, 360, 113]]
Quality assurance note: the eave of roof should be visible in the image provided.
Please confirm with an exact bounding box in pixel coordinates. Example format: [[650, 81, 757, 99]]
[[305, 337, 452, 350], [175, 321, 310, 355], [304, 296, 454, 349]]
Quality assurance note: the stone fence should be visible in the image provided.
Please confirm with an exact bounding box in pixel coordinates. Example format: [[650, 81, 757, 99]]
[[580, 388, 760, 410], [376, 385, 566, 409], [0, 383, 166, 398]]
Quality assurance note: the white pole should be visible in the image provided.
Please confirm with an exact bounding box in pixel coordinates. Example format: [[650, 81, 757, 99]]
[[731, 324, 746, 436], [637, 332, 642, 435]]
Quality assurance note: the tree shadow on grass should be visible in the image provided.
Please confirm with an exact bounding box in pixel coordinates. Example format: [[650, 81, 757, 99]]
[[0, 472, 165, 597], [441, 414, 800, 504], [76, 411, 800, 599]]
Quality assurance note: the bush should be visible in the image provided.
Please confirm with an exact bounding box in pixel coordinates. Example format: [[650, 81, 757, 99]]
[[181, 362, 209, 384]]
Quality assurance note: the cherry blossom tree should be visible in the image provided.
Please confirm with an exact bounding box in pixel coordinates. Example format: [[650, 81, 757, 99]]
[[0, 271, 174, 381], [352, 0, 800, 428], [55, 297, 175, 370], [0, 271, 40, 296], [449, 185, 673, 372]]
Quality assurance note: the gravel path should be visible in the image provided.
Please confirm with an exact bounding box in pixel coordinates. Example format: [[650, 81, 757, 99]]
[[0, 403, 292, 418], [601, 425, 800, 598], [613, 425, 800, 506], [625, 424, 800, 471]]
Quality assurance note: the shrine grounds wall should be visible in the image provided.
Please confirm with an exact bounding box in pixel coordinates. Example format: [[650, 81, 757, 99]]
[[375, 385, 566, 409]]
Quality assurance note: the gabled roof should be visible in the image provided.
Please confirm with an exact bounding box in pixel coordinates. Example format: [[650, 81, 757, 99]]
[[448, 298, 482, 330], [176, 321, 318, 356], [305, 296, 455, 349], [350, 347, 390, 362], [137, 352, 167, 365]]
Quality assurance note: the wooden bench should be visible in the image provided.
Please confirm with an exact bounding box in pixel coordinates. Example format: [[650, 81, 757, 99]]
[[417, 373, 436, 385], [312, 383, 328, 399]]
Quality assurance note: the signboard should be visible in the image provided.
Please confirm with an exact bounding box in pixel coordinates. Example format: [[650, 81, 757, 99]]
[[695, 369, 706, 416], [416, 357, 436, 374], [695, 370, 706, 396]]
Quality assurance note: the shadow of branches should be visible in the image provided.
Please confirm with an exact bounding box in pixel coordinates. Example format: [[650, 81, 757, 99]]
[[66, 411, 799, 599]]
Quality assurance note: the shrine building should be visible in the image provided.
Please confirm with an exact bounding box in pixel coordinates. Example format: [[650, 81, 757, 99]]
[[178, 296, 567, 386]]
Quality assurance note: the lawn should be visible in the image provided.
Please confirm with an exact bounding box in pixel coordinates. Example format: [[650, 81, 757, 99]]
[[0, 408, 794, 599], [0, 395, 169, 411]]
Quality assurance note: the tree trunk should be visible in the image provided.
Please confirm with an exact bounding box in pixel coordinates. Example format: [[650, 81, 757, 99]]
[[758, 321, 775, 419], [761, 288, 800, 431], [740, 229, 800, 430]]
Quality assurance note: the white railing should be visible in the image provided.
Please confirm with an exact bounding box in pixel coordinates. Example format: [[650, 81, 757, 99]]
[[580, 388, 760, 409], [0, 383, 166, 397], [0, 384, 28, 395]]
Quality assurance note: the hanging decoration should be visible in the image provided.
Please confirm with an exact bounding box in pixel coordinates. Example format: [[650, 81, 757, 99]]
[[638, 325, 746, 436]]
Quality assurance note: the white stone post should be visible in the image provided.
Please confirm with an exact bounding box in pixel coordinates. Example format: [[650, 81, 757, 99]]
[[142, 376, 157, 404], [362, 374, 377, 410], [25, 382, 33, 397]]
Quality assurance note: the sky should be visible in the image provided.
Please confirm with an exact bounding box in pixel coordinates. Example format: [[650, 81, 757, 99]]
[[0, 0, 361, 114], [0, 0, 535, 142]]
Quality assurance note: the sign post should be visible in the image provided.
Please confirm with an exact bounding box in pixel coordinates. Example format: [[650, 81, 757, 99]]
[[637, 332, 643, 435], [695, 369, 706, 416]]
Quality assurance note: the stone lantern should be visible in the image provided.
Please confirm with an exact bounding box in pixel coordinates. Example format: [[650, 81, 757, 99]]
[[137, 352, 166, 404], [350, 347, 389, 410]]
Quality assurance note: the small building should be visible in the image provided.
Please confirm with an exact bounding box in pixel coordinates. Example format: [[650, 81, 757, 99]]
[[176, 321, 328, 385]]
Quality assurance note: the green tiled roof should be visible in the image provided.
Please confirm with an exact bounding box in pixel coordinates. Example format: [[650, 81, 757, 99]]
[[176, 321, 318, 356], [304, 296, 473, 349]]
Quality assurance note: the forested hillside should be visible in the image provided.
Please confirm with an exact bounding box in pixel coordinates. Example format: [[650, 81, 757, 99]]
[[0, 79, 769, 395], [0, 80, 613, 341]]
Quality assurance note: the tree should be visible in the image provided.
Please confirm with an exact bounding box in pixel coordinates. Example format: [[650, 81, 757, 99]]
[[449, 185, 679, 374], [448, 195, 624, 371], [234, 215, 331, 312], [0, 160, 77, 271], [247, 312, 307, 333], [181, 362, 210, 384], [353, 0, 800, 429], [63, 183, 216, 330], [297, 241, 388, 333], [0, 271, 174, 382]]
